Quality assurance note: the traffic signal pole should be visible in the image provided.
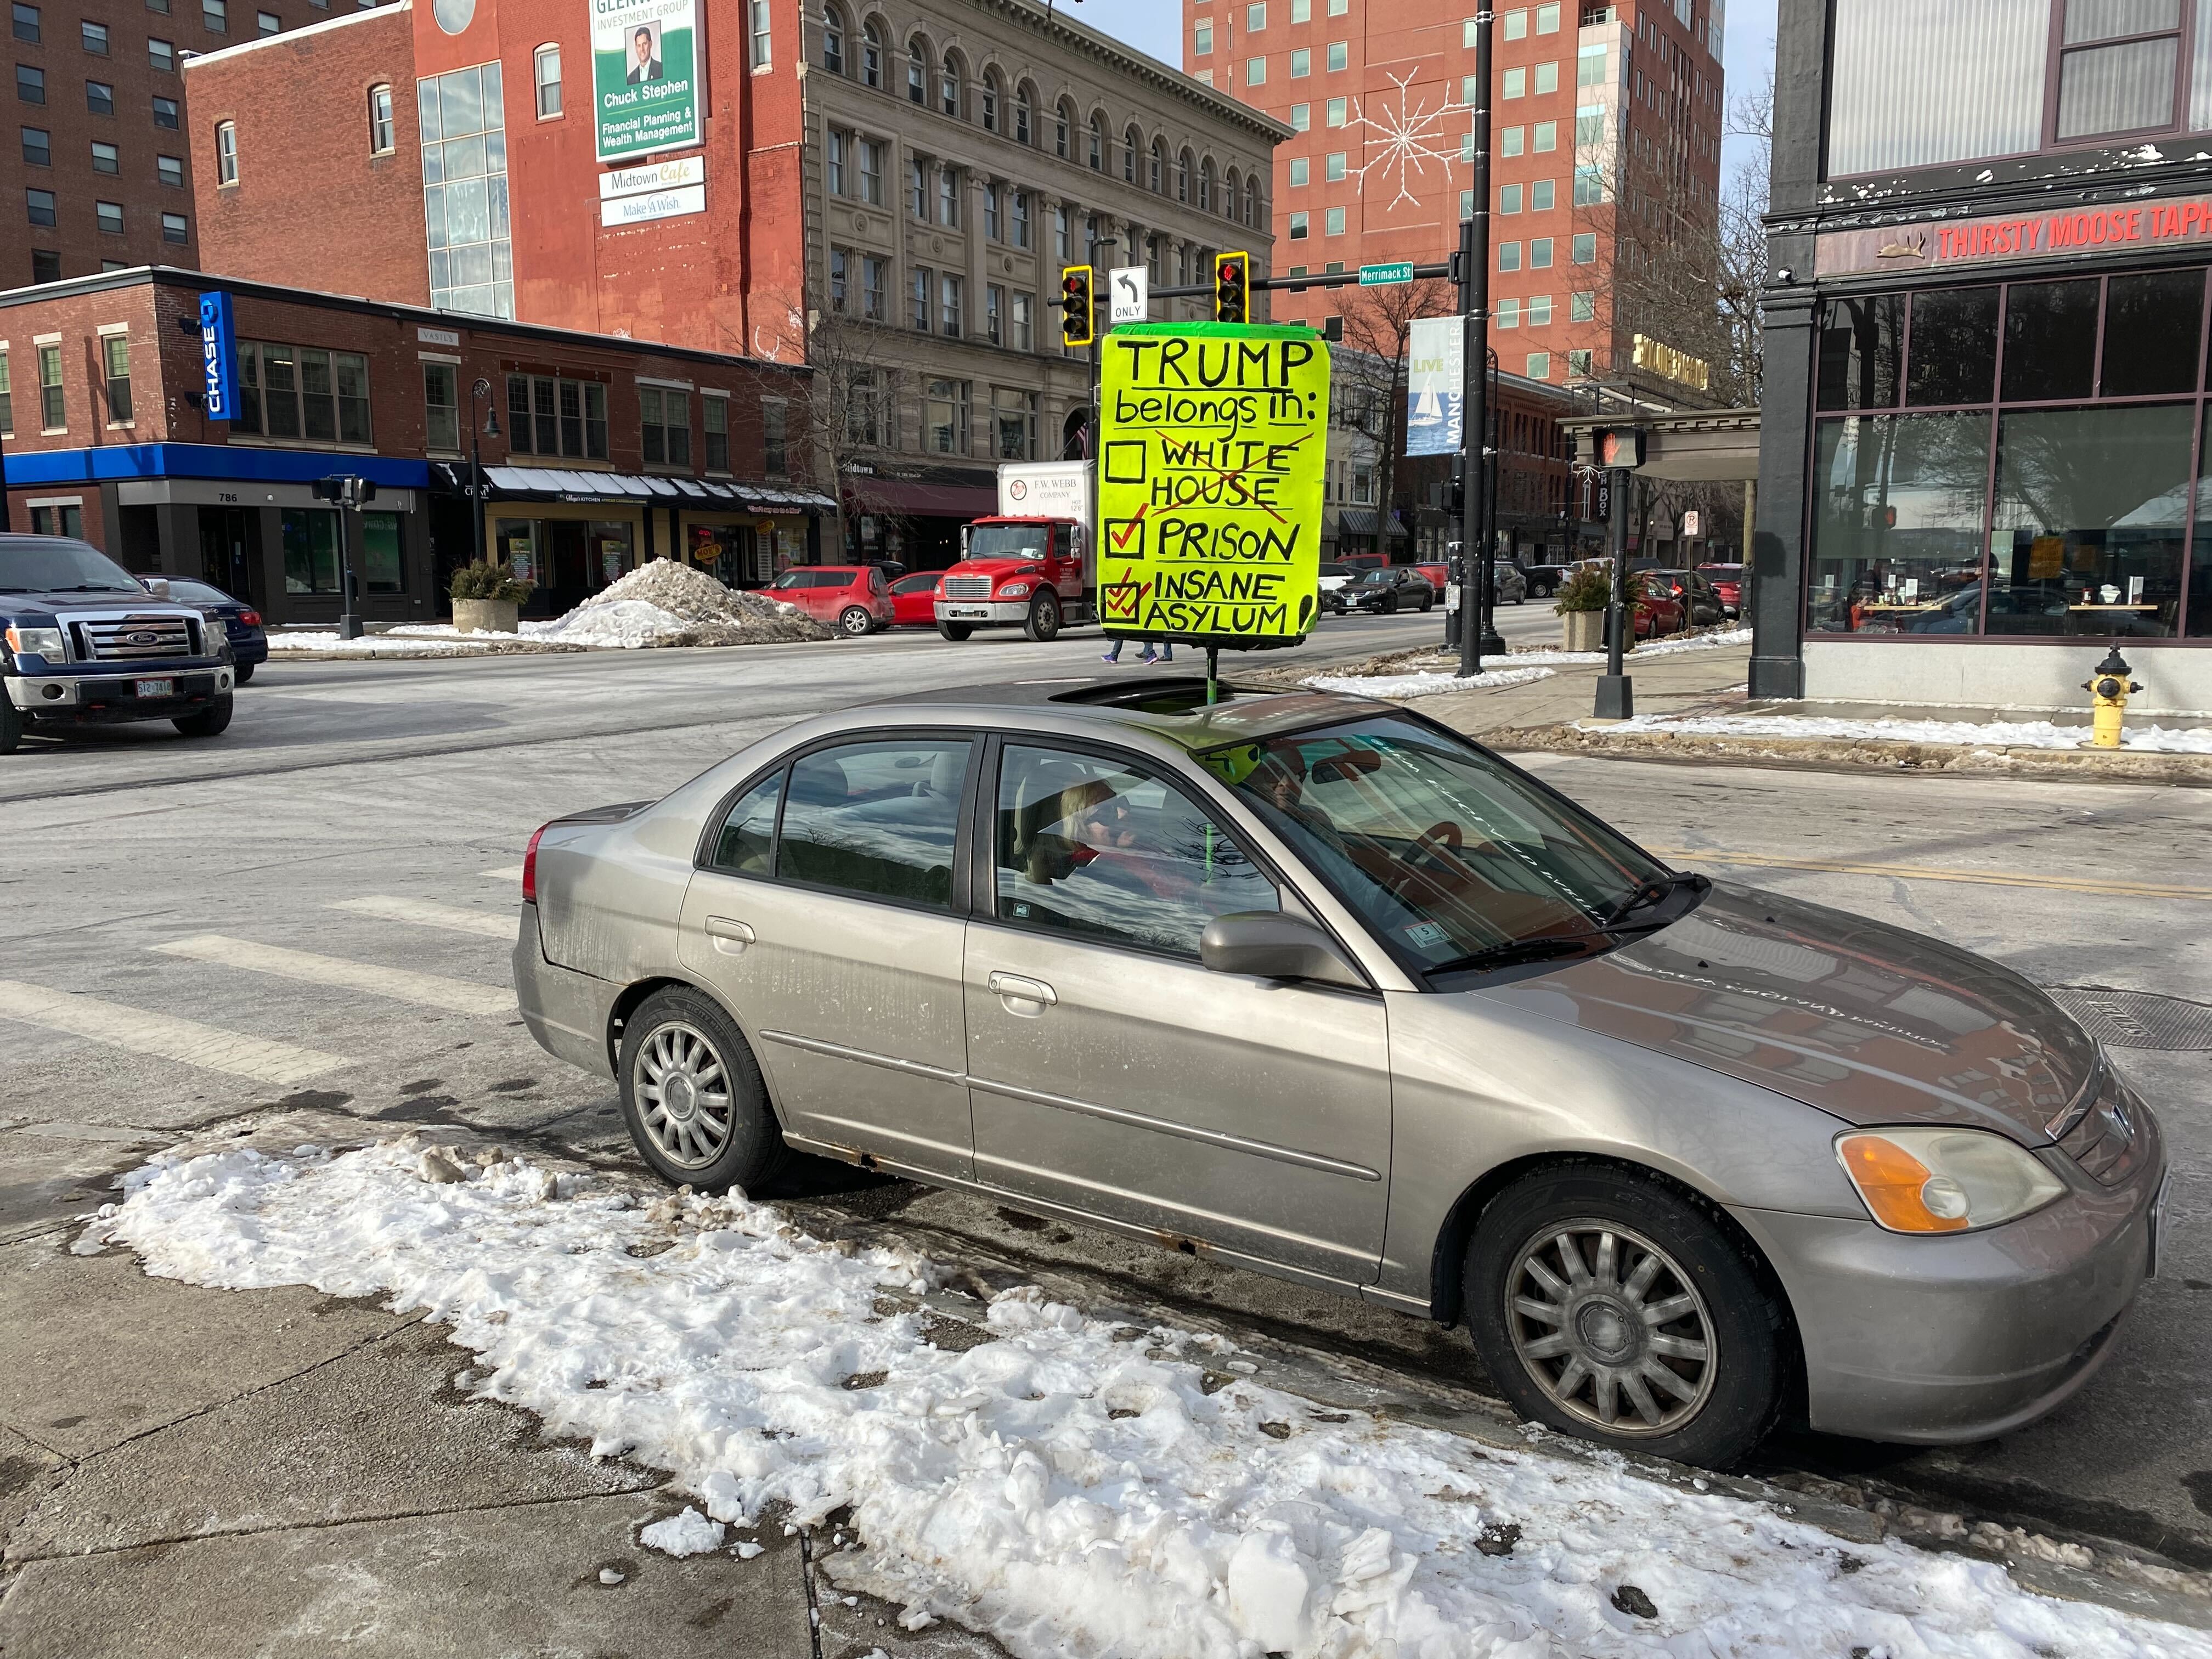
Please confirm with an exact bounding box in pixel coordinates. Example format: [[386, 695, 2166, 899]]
[[1458, 7, 1494, 681]]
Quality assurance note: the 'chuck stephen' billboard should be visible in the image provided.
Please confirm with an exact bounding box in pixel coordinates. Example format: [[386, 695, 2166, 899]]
[[592, 0, 700, 165]]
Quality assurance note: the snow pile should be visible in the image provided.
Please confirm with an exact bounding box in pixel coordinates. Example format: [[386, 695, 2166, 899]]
[[1605, 712, 2212, 754], [77, 1138, 2209, 1659], [640, 1506, 728, 1558], [570, 559, 830, 645], [1302, 665, 1559, 700], [527, 600, 700, 650], [1500, 627, 1753, 669], [264, 630, 569, 657]]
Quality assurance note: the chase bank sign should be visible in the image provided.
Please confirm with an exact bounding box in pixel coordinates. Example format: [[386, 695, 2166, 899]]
[[198, 290, 237, 422]]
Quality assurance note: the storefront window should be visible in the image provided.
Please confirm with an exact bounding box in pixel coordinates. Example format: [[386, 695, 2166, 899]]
[[2002, 279, 2100, 403], [2102, 268, 2205, 397], [1815, 294, 1901, 413], [1904, 287, 1999, 407], [1991, 404, 2192, 637], [494, 517, 538, 584], [360, 511, 404, 594], [280, 507, 342, 594], [1807, 414, 1992, 634], [590, 520, 633, 587]]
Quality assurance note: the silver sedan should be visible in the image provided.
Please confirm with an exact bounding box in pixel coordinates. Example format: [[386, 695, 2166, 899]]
[[514, 679, 2164, 1468]]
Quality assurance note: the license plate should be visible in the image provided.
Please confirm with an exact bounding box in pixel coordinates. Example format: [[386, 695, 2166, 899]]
[[136, 678, 173, 698], [947, 607, 992, 619]]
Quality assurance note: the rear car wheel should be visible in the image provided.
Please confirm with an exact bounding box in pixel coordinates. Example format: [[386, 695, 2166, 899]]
[[172, 693, 233, 738], [1025, 591, 1062, 641], [938, 621, 973, 641], [838, 606, 874, 637], [234, 662, 256, 684], [1465, 1166, 1784, 1469], [618, 985, 788, 1193]]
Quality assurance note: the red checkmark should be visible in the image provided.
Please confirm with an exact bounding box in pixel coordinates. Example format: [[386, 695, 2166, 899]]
[[1110, 507, 1148, 551]]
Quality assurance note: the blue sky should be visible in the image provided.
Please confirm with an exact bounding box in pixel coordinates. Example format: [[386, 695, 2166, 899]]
[[1081, 0, 1779, 190]]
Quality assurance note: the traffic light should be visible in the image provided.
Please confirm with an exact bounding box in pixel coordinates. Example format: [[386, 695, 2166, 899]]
[[1059, 266, 1095, 347], [1214, 250, 1250, 323]]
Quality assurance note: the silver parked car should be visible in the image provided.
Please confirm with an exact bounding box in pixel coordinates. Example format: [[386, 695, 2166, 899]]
[[515, 680, 2164, 1468]]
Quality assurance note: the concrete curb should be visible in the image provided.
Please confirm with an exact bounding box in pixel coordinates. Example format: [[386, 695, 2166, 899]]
[[1495, 724, 2212, 786]]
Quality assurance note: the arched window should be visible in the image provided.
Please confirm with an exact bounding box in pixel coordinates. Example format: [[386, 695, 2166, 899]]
[[1054, 98, 1074, 159], [1149, 137, 1164, 192], [939, 49, 962, 119], [821, 5, 844, 75], [216, 119, 238, 184], [1223, 166, 1239, 220], [1244, 177, 1260, 227], [368, 82, 394, 150], [1198, 157, 1214, 213], [1014, 81, 1034, 144], [1087, 110, 1104, 170], [861, 18, 883, 88], [1176, 147, 1192, 204], [529, 48, 558, 118], [980, 67, 1002, 132], [1121, 123, 1139, 183], [906, 36, 928, 104]]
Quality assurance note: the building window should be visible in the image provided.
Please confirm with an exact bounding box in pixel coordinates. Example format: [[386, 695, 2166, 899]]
[[862, 253, 887, 320], [845, 366, 879, 447], [940, 272, 962, 337], [1533, 120, 1555, 151], [1534, 60, 1557, 95], [1088, 110, 1104, 168], [420, 63, 512, 319], [861, 18, 881, 87], [1012, 290, 1032, 351], [1194, 20, 1211, 54], [92, 198, 120, 232], [280, 509, 342, 594], [86, 78, 112, 115], [1053, 204, 1069, 260], [1289, 101, 1308, 130], [939, 54, 958, 117], [102, 333, 131, 421], [1014, 80, 1031, 143], [16, 64, 43, 103], [37, 341, 62, 427], [1248, 1, 1264, 27], [31, 248, 59, 281], [1291, 0, 1307, 17], [910, 266, 930, 330], [937, 161, 957, 225], [826, 126, 847, 194], [640, 385, 690, 468], [80, 18, 105, 52], [905, 36, 924, 101], [701, 393, 730, 471], [828, 246, 849, 311], [1502, 7, 1525, 40], [1499, 181, 1521, 214], [256, 9, 276, 33], [1498, 240, 1520, 271], [29, 502, 82, 535], [1571, 232, 1595, 263], [1055, 98, 1071, 157], [755, 396, 785, 473], [152, 94, 177, 127], [991, 386, 1036, 460], [985, 281, 1003, 345], [1525, 352, 1550, 380], [748, 0, 769, 67], [202, 0, 223, 30], [10, 3, 36, 42], [504, 373, 607, 460], [1571, 289, 1595, 321], [1289, 46, 1308, 76], [1288, 210, 1308, 239], [234, 341, 370, 442], [1324, 205, 1344, 234], [90, 137, 116, 171], [925, 377, 968, 454], [855, 137, 881, 204], [1288, 156, 1307, 187], [1537, 1, 1558, 29], [1246, 55, 1264, 85], [148, 36, 171, 68], [1497, 297, 1519, 329], [366, 82, 395, 151], [19, 124, 45, 163], [1527, 293, 1552, 325], [907, 155, 926, 217], [982, 179, 1000, 239], [981, 71, 1000, 131], [160, 209, 185, 241], [1326, 39, 1345, 70], [1010, 187, 1029, 247], [1530, 236, 1552, 268], [1325, 96, 1345, 125], [1531, 178, 1554, 211], [422, 360, 458, 450], [215, 118, 237, 183], [531, 46, 558, 117], [1567, 347, 1592, 374], [0, 349, 11, 435], [820, 6, 843, 75]]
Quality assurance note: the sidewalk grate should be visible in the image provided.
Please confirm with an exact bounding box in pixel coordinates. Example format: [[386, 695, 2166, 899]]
[[2047, 985, 2212, 1052]]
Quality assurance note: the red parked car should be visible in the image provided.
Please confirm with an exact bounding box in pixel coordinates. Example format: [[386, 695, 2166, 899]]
[[768, 565, 896, 636], [888, 570, 944, 628], [1697, 562, 1746, 617], [1635, 571, 1688, 638]]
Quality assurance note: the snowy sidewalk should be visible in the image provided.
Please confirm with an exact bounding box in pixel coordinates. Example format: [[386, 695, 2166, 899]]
[[61, 1135, 2212, 1659]]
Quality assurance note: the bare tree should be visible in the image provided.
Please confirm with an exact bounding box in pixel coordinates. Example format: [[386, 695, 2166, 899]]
[[1335, 278, 1460, 558], [1714, 72, 1774, 408]]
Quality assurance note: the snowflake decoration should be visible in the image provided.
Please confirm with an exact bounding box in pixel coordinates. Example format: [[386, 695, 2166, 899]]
[[1350, 70, 1462, 211]]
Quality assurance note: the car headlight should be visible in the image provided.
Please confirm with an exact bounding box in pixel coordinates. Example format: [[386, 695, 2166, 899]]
[[998, 582, 1032, 598], [1837, 1127, 2066, 1234], [4, 625, 65, 661]]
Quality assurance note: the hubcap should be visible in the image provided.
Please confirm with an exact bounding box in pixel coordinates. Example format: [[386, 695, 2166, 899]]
[[632, 1020, 735, 1169], [1504, 1220, 1716, 1437]]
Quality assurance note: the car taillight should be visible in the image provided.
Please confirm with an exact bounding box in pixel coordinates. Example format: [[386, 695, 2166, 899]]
[[239, 610, 261, 628], [522, 822, 550, 904]]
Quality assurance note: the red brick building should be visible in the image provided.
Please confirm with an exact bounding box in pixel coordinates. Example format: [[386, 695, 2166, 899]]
[[0, 265, 825, 625], [1190, 0, 1726, 396]]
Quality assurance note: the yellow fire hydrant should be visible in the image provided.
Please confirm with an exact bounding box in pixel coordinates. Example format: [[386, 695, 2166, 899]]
[[2082, 646, 2144, 749]]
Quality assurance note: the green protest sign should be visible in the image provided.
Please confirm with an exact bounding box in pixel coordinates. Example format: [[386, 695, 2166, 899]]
[[1097, 322, 1330, 647], [593, 0, 701, 165]]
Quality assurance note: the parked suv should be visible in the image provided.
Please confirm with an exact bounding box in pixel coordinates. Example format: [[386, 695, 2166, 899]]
[[1, 534, 235, 753], [768, 566, 896, 636]]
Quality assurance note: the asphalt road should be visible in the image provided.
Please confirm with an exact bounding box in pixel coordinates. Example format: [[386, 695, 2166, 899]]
[[5, 614, 2209, 1581]]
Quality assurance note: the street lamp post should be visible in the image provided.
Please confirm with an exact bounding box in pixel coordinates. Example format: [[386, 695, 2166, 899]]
[[1457, 6, 1494, 680], [469, 377, 500, 569]]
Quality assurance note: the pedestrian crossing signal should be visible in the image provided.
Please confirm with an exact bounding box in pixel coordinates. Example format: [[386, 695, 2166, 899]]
[[1214, 251, 1250, 324], [1060, 266, 1096, 347]]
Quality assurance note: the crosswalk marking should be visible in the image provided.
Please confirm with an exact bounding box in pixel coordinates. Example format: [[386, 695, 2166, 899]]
[[150, 935, 515, 1017], [0, 980, 347, 1085], [482, 866, 525, 882], [328, 896, 516, 940]]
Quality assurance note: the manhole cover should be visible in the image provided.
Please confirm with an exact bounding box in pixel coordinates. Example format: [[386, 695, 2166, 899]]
[[2047, 986, 2212, 1052]]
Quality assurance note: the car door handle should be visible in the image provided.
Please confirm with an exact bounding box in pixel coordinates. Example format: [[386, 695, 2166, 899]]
[[986, 971, 1057, 1012], [704, 916, 755, 955]]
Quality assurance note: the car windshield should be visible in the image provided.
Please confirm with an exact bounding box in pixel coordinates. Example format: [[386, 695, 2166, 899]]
[[968, 525, 1051, 560], [1354, 569, 1396, 586], [0, 536, 144, 595], [1202, 714, 1677, 978], [161, 578, 229, 603]]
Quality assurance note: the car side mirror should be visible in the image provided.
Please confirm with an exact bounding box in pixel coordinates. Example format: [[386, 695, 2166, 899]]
[[1200, 912, 1365, 989]]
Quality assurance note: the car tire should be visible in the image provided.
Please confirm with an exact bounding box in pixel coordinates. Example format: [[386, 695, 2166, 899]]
[[1025, 591, 1062, 642], [938, 622, 973, 642], [1382, 595, 1398, 615], [1421, 591, 1435, 612], [618, 985, 789, 1194], [0, 693, 22, 754], [838, 606, 874, 637], [1465, 1165, 1785, 1469], [172, 693, 233, 739], [234, 662, 256, 685]]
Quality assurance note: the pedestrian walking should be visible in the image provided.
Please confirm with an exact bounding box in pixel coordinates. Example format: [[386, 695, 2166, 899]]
[[1101, 637, 1174, 664]]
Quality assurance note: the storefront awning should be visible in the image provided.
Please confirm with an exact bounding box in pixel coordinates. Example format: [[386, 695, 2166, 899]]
[[845, 477, 1001, 519], [472, 466, 835, 513]]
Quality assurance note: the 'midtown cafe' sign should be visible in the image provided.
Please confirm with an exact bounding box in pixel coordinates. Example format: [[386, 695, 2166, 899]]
[[1817, 198, 2212, 280]]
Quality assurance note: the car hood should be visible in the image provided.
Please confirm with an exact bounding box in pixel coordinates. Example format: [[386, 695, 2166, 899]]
[[1475, 882, 2095, 1144], [2, 590, 189, 617]]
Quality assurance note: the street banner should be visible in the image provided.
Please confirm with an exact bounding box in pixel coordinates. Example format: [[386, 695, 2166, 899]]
[[593, 0, 701, 165], [1097, 322, 1329, 647], [198, 291, 238, 423], [1406, 315, 1462, 458]]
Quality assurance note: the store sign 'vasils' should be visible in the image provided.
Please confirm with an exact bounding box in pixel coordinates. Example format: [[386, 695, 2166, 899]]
[[1097, 323, 1330, 647], [592, 0, 701, 164]]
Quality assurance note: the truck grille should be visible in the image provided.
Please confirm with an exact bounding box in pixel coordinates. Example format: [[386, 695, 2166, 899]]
[[74, 614, 200, 661], [942, 577, 994, 601]]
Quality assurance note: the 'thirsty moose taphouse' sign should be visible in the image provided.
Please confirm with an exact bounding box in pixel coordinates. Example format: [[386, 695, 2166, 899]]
[[1096, 323, 1330, 648], [1818, 196, 2212, 279]]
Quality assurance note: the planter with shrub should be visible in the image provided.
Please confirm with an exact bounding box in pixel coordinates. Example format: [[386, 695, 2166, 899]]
[[1551, 567, 1612, 653], [449, 562, 535, 634]]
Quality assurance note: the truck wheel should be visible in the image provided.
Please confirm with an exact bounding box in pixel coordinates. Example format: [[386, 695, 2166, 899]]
[[234, 662, 256, 684], [1024, 592, 1062, 642], [938, 621, 974, 642], [0, 694, 22, 754], [838, 606, 873, 637], [172, 693, 233, 738]]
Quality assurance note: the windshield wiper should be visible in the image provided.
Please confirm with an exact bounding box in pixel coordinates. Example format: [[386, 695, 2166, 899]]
[[1428, 935, 1615, 975], [1602, 870, 1709, 927]]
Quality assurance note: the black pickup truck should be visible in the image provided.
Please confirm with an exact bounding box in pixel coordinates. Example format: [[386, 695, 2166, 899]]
[[1, 533, 236, 754]]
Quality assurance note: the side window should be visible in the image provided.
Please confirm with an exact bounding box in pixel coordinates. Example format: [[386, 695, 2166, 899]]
[[995, 744, 1278, 957], [777, 737, 971, 906], [708, 769, 785, 876]]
